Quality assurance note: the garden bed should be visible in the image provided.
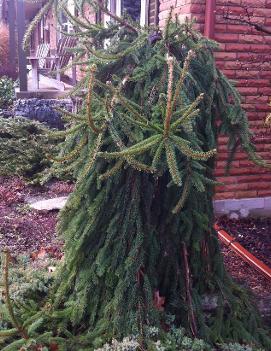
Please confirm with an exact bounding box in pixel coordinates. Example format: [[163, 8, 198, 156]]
[[217, 216, 271, 267], [221, 244, 271, 299], [221, 243, 271, 324], [0, 176, 73, 256]]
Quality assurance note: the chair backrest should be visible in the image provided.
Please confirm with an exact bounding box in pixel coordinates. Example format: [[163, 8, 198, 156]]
[[36, 43, 50, 68], [52, 37, 77, 71]]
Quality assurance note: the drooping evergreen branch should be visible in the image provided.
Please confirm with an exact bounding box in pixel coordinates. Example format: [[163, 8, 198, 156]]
[[23, 0, 54, 50], [61, 1, 95, 30], [98, 135, 161, 159], [87, 34, 147, 61], [99, 159, 124, 181], [0, 328, 18, 338], [116, 95, 163, 133], [172, 50, 195, 112], [163, 6, 174, 41], [164, 56, 174, 137], [47, 134, 88, 163], [172, 174, 191, 214], [48, 123, 84, 138], [54, 108, 85, 124], [2, 250, 29, 340], [63, 74, 88, 98], [165, 140, 182, 186], [87, 64, 103, 133], [76, 130, 104, 183], [57, 52, 85, 76], [93, 0, 138, 33], [171, 94, 204, 131], [151, 142, 164, 170], [172, 135, 217, 160], [107, 125, 156, 173]]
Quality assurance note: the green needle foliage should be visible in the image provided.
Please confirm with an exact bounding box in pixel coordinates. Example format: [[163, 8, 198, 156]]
[[0, 117, 59, 181], [1, 1, 271, 350]]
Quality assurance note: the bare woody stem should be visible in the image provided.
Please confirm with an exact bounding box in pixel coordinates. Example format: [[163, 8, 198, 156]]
[[164, 56, 174, 137], [223, 11, 271, 35], [87, 64, 102, 134], [3, 249, 29, 340], [181, 242, 198, 337]]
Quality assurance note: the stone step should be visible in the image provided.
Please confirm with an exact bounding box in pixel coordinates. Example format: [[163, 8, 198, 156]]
[[28, 196, 68, 211]]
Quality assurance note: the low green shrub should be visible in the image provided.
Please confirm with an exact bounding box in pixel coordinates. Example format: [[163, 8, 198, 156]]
[[0, 255, 57, 349], [0, 76, 15, 109], [0, 117, 60, 180]]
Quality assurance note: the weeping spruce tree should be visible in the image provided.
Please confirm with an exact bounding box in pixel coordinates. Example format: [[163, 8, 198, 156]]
[[3, 0, 271, 350]]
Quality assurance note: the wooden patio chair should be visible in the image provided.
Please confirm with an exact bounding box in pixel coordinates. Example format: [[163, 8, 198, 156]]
[[51, 36, 77, 81], [35, 43, 50, 69], [27, 37, 77, 91], [27, 43, 50, 89]]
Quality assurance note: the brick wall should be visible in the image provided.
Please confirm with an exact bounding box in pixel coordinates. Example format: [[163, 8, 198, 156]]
[[159, 0, 206, 30], [214, 0, 271, 200], [159, 0, 271, 200]]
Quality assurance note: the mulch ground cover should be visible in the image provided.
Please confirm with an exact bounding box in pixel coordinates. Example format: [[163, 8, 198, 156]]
[[0, 176, 270, 320], [217, 216, 271, 267], [221, 244, 271, 324], [0, 176, 73, 256], [216, 216, 271, 322], [221, 244, 271, 299]]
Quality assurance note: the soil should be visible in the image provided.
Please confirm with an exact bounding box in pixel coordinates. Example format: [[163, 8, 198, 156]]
[[221, 244, 271, 324], [216, 216, 271, 323], [0, 176, 270, 320], [217, 216, 271, 267], [221, 244, 271, 299], [0, 176, 74, 256]]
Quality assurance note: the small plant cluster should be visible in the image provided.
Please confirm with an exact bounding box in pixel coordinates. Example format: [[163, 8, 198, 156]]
[[0, 253, 58, 350], [94, 328, 265, 351], [220, 344, 265, 351], [0, 76, 15, 110], [94, 328, 211, 351], [0, 117, 61, 181]]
